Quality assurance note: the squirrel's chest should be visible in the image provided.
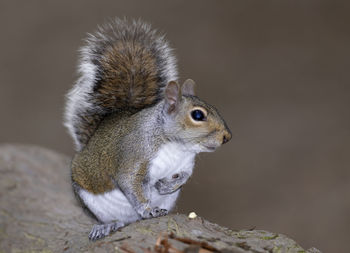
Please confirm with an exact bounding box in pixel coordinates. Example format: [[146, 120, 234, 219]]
[[148, 142, 196, 184]]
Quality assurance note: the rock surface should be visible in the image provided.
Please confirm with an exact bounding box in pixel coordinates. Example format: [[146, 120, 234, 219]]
[[0, 144, 321, 253]]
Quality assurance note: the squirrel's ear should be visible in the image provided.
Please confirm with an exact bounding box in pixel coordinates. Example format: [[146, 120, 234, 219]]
[[165, 81, 181, 113], [181, 79, 196, 96]]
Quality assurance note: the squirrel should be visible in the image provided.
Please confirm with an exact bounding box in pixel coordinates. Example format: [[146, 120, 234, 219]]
[[64, 18, 231, 241]]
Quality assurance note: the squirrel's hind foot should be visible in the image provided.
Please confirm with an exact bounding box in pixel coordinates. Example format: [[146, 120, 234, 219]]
[[88, 221, 125, 241]]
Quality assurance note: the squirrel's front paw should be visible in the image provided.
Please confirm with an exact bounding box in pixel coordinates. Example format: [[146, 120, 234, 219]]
[[142, 206, 168, 218], [155, 171, 190, 195]]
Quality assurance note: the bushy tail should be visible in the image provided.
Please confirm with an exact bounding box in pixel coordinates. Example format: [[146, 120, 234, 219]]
[[64, 18, 178, 151]]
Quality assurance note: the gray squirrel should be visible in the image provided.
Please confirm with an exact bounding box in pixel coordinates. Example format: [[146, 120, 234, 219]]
[[64, 18, 231, 241]]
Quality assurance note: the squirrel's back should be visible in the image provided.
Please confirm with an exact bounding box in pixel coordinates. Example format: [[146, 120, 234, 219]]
[[64, 18, 178, 151]]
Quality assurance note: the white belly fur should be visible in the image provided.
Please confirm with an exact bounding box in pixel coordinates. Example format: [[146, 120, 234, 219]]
[[149, 142, 196, 210], [79, 142, 196, 224], [79, 188, 140, 224]]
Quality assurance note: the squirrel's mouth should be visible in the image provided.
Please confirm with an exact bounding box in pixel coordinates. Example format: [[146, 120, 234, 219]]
[[203, 145, 217, 152]]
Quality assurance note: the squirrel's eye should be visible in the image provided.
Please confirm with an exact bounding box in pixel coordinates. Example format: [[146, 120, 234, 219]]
[[191, 110, 205, 121]]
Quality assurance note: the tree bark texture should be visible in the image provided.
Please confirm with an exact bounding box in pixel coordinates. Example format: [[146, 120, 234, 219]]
[[0, 144, 321, 253]]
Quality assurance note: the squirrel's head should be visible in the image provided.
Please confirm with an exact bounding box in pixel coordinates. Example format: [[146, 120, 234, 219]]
[[162, 80, 232, 153]]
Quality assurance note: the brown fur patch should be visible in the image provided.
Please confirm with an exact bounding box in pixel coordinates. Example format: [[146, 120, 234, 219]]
[[71, 115, 124, 194], [96, 42, 159, 111], [71, 149, 116, 194]]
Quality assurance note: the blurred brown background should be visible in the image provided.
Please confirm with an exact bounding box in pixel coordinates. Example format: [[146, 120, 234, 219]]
[[1, 0, 349, 252]]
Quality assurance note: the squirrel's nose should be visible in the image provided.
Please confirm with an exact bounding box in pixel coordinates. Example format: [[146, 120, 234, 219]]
[[222, 130, 232, 144]]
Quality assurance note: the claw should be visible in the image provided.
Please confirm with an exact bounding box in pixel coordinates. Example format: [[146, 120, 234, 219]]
[[88, 221, 125, 241], [150, 207, 168, 218]]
